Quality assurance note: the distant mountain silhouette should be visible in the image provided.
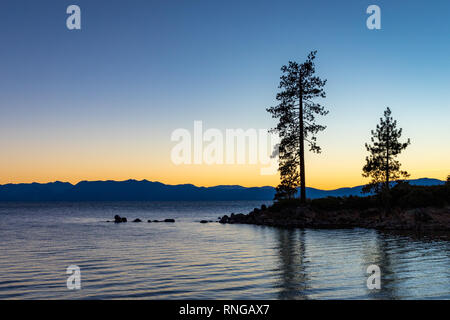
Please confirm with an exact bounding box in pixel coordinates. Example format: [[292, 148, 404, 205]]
[[0, 178, 444, 202]]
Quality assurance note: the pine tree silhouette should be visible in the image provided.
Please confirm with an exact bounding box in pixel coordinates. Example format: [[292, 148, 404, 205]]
[[267, 51, 329, 202], [362, 107, 411, 211]]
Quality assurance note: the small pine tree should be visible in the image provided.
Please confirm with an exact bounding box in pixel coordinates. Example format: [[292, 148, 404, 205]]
[[362, 107, 411, 209]]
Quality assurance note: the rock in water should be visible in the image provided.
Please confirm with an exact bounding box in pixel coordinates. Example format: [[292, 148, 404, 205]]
[[133, 218, 142, 223], [164, 219, 175, 223], [200, 220, 208, 223]]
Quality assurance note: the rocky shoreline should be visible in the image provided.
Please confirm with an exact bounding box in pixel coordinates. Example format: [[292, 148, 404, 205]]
[[218, 205, 450, 232]]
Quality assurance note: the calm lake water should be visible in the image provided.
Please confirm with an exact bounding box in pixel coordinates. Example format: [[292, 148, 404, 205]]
[[0, 201, 448, 299]]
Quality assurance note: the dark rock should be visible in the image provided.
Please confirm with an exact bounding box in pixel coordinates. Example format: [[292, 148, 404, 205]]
[[414, 209, 433, 222], [360, 208, 380, 218], [153, 220, 160, 222], [261, 204, 267, 211], [164, 219, 175, 223], [219, 215, 229, 224], [200, 220, 208, 223], [232, 213, 246, 223], [133, 218, 142, 223], [147, 220, 152, 223], [113, 215, 127, 223]]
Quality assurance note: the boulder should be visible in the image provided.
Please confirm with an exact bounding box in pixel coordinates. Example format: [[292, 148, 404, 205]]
[[200, 220, 208, 223], [164, 219, 175, 223], [414, 209, 433, 222], [233, 213, 246, 223], [133, 218, 142, 223], [114, 215, 127, 223]]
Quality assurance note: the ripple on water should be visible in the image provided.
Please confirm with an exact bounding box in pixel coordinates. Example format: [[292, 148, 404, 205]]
[[0, 202, 449, 299]]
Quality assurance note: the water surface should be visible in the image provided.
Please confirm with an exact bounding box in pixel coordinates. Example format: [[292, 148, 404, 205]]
[[0, 202, 448, 299]]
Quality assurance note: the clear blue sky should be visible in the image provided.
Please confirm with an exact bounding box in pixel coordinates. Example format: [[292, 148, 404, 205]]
[[0, 0, 449, 188]]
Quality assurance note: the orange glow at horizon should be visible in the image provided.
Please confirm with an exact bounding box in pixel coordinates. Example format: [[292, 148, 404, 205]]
[[1, 150, 447, 190], [1, 122, 448, 189]]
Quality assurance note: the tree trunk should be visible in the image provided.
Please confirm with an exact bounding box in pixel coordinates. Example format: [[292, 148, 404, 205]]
[[299, 72, 306, 203], [385, 128, 390, 213], [386, 130, 390, 191]]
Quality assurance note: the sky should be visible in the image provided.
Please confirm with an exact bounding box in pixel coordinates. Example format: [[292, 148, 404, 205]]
[[0, 0, 449, 189]]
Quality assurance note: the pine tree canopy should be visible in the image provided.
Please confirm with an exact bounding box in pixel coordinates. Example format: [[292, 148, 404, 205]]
[[267, 51, 329, 200], [362, 107, 411, 194]]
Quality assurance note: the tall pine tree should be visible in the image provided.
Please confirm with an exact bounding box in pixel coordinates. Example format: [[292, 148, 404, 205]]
[[362, 107, 411, 203], [267, 51, 329, 202]]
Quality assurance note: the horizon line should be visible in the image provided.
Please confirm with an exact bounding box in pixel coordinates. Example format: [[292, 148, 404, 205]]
[[0, 177, 445, 192]]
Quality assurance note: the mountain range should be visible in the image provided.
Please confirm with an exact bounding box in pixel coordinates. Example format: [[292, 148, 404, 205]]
[[0, 178, 444, 202]]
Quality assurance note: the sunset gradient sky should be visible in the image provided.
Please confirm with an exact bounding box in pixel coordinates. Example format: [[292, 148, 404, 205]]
[[0, 0, 449, 189]]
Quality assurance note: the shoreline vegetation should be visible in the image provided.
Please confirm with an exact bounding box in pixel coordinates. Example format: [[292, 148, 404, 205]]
[[219, 182, 450, 232]]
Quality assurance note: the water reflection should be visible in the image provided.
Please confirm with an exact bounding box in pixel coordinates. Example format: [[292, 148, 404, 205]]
[[361, 231, 399, 299], [272, 227, 449, 300], [274, 229, 308, 299]]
